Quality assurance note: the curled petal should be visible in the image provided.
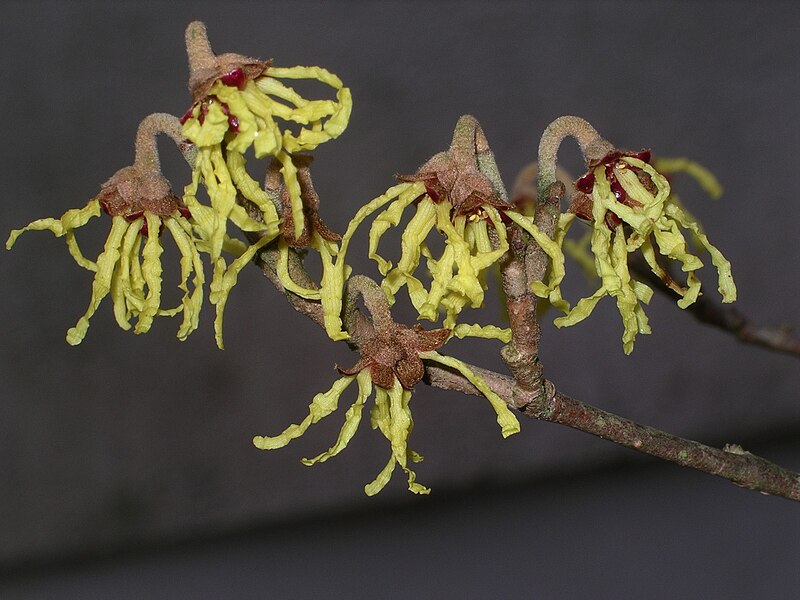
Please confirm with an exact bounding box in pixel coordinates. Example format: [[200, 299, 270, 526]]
[[252, 375, 356, 450], [66, 216, 130, 345], [505, 209, 569, 313], [302, 370, 373, 466], [6, 199, 102, 271], [452, 323, 512, 343], [665, 203, 736, 303], [210, 233, 272, 349], [418, 351, 520, 438], [163, 216, 205, 340]]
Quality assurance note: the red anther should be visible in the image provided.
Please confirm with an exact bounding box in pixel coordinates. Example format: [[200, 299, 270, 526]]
[[215, 101, 240, 131], [198, 102, 210, 125], [576, 171, 595, 193], [604, 211, 622, 230], [219, 67, 246, 89], [610, 178, 627, 203], [177, 205, 192, 219]]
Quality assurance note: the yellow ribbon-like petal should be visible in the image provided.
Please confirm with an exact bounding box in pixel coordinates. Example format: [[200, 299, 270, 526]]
[[65, 216, 130, 345], [302, 369, 373, 466], [418, 351, 520, 438], [6, 199, 102, 272], [252, 375, 356, 450]]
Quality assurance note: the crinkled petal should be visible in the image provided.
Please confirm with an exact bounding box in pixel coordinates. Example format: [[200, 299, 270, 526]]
[[225, 151, 281, 227], [452, 323, 512, 342], [666, 203, 736, 303], [315, 232, 350, 341], [276, 237, 322, 299], [505, 209, 569, 313], [65, 216, 130, 345], [164, 216, 206, 340], [418, 351, 520, 438], [110, 217, 143, 330], [302, 370, 373, 465], [210, 233, 272, 349], [133, 212, 164, 335], [7, 199, 102, 272], [368, 184, 425, 276], [253, 375, 356, 450]]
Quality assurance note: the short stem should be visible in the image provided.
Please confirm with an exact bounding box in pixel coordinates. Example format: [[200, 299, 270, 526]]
[[134, 113, 195, 172], [343, 275, 394, 332], [185, 21, 216, 82], [537, 115, 613, 194]]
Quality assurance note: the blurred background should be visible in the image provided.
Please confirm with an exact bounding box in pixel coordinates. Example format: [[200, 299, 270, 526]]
[[1, 1, 799, 597]]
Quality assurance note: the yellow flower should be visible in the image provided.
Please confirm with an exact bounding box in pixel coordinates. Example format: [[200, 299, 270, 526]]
[[177, 22, 352, 347], [7, 165, 204, 345], [180, 21, 351, 254], [324, 116, 565, 340], [557, 151, 736, 353], [253, 316, 519, 495]]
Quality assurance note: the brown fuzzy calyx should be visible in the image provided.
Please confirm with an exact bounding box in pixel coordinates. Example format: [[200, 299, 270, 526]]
[[185, 21, 271, 102], [98, 166, 187, 220], [397, 116, 512, 217], [339, 323, 450, 390]]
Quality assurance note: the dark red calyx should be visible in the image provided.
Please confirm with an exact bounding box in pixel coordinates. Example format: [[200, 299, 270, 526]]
[[198, 102, 211, 125], [604, 211, 622, 230], [628, 149, 651, 163], [124, 210, 144, 223], [219, 67, 246, 89], [125, 213, 165, 238], [177, 205, 192, 220], [424, 184, 440, 203]]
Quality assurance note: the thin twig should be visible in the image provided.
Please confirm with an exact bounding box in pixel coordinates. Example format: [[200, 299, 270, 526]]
[[629, 254, 800, 358], [425, 362, 800, 501]]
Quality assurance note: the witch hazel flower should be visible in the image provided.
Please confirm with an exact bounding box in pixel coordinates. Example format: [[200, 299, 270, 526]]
[[252, 276, 519, 495], [324, 115, 565, 341], [558, 149, 737, 353], [6, 114, 205, 345], [180, 20, 351, 254]]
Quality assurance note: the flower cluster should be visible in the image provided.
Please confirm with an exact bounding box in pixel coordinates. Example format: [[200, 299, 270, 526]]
[[555, 150, 736, 353], [7, 23, 354, 349], [7, 20, 742, 496]]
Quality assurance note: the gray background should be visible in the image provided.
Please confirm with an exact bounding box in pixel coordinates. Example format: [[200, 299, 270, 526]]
[[1, 1, 799, 597]]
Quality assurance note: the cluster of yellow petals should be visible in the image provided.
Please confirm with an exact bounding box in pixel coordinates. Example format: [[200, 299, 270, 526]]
[[551, 156, 736, 353], [181, 65, 352, 346], [6, 200, 204, 345], [253, 352, 519, 495]]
